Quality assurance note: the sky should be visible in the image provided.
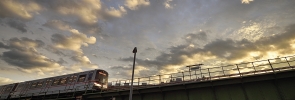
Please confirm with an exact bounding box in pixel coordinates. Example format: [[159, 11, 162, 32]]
[[1, 0, 295, 85]]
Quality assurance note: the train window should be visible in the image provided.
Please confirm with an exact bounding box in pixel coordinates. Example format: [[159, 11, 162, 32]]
[[30, 82, 37, 88], [68, 75, 74, 83], [68, 75, 78, 83], [36, 81, 44, 88], [4, 86, 13, 93], [73, 75, 78, 82], [16, 84, 24, 91], [0, 87, 4, 92], [78, 74, 86, 82], [68, 75, 76, 83], [60, 77, 68, 85], [5, 86, 12, 91], [88, 73, 93, 81], [45, 79, 53, 86], [68, 76, 73, 83], [24, 82, 31, 89], [95, 71, 108, 84], [52, 78, 60, 86], [103, 78, 106, 83], [1, 87, 6, 92]]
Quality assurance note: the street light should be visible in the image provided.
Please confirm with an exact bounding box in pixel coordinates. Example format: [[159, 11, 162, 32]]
[[129, 47, 137, 100]]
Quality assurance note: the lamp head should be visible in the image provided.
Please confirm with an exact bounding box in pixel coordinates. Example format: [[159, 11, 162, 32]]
[[133, 47, 137, 53]]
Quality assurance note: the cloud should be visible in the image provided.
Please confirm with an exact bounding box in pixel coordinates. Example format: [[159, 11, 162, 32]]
[[164, 0, 173, 9], [73, 21, 103, 35], [53, 0, 102, 24], [51, 29, 96, 54], [45, 45, 66, 56], [51, 33, 98, 68], [71, 55, 98, 69], [110, 65, 151, 78], [41, 0, 126, 25], [0, 0, 128, 35], [47, 21, 98, 69], [65, 64, 83, 73], [0, 42, 10, 49], [229, 21, 278, 42], [184, 31, 208, 43], [140, 47, 158, 57], [0, 0, 294, 81], [120, 24, 295, 74], [241, 0, 254, 4], [125, 0, 150, 10], [0, 0, 41, 20], [38, 28, 44, 31], [0, 77, 17, 85], [5, 19, 27, 33], [103, 6, 127, 18], [92, 54, 98, 58], [6, 37, 44, 49], [0, 37, 64, 73], [57, 58, 67, 65], [38, 0, 129, 34], [43, 20, 71, 31], [43, 19, 102, 35]]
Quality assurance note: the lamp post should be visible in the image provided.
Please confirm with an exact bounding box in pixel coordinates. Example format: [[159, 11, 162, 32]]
[[129, 47, 137, 100]]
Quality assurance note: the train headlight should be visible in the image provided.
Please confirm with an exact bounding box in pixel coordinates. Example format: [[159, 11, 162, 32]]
[[94, 82, 101, 87]]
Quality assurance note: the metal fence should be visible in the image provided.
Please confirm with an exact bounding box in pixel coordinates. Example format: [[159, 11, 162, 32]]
[[106, 55, 295, 92]]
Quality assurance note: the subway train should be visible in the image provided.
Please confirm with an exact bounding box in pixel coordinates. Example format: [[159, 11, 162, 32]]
[[0, 69, 108, 100]]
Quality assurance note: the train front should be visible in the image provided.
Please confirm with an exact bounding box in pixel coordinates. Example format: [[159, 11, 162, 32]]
[[93, 70, 108, 89]]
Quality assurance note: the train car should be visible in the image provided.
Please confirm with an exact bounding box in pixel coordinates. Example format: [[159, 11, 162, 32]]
[[0, 85, 4, 97], [0, 83, 18, 99], [0, 69, 108, 100]]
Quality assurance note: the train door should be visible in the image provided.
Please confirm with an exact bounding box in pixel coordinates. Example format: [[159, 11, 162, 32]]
[[12, 83, 25, 98], [1, 83, 18, 99], [0, 86, 4, 95], [20, 82, 31, 97], [84, 71, 94, 91], [65, 74, 78, 92], [0, 85, 12, 99], [0, 86, 7, 99], [74, 73, 87, 92], [40, 79, 52, 94], [59, 76, 69, 93], [32, 80, 44, 96], [26, 82, 38, 96]]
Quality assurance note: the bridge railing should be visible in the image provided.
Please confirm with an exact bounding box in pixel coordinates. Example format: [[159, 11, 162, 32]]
[[106, 55, 295, 92]]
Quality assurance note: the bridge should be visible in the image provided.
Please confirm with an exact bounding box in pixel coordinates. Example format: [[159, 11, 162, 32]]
[[84, 69, 295, 100], [8, 55, 295, 100], [81, 55, 295, 100]]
